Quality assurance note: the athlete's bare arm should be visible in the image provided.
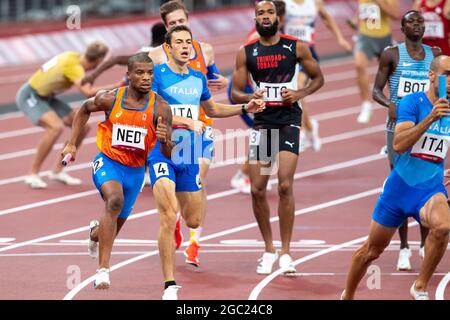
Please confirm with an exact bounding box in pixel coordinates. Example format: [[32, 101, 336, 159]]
[[148, 45, 168, 65], [82, 55, 129, 85], [200, 98, 265, 118], [62, 90, 115, 161], [445, 0, 450, 19], [155, 95, 174, 159], [201, 42, 229, 91], [230, 47, 263, 103], [394, 98, 450, 153], [374, 0, 401, 20], [372, 46, 397, 113], [316, 0, 352, 52], [282, 41, 324, 104]]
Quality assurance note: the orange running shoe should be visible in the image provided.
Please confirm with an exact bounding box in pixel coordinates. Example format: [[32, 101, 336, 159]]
[[184, 241, 200, 267], [174, 214, 183, 250]]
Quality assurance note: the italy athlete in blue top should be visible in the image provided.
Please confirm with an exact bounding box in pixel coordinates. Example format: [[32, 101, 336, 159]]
[[343, 55, 450, 300], [148, 25, 265, 300]]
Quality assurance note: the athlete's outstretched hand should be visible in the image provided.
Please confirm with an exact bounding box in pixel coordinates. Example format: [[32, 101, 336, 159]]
[[246, 99, 265, 113], [207, 74, 229, 92], [61, 144, 77, 163], [156, 116, 169, 144]]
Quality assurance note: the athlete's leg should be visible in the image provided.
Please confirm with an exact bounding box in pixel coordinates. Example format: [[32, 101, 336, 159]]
[[91, 218, 126, 241], [249, 161, 274, 253], [276, 151, 298, 256], [355, 47, 373, 124], [189, 158, 210, 243], [415, 193, 450, 292], [98, 180, 125, 269], [343, 220, 397, 299], [154, 178, 179, 282], [32, 111, 64, 175]]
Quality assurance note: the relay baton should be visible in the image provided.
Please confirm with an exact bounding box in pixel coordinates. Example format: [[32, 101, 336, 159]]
[[61, 153, 73, 166], [439, 74, 447, 99]]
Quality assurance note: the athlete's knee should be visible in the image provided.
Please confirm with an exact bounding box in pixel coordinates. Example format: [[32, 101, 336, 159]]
[[278, 180, 293, 197], [354, 242, 383, 264], [430, 222, 450, 240], [47, 122, 64, 137], [105, 193, 124, 214], [251, 185, 267, 199], [185, 215, 201, 229], [160, 209, 177, 230]]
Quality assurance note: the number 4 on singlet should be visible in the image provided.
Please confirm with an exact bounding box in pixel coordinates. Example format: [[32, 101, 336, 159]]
[[153, 162, 169, 178]]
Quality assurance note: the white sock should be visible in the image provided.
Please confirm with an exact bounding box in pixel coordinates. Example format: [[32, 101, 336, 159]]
[[190, 227, 202, 244]]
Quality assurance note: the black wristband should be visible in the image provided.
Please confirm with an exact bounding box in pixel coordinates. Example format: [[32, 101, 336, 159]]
[[241, 104, 248, 115]]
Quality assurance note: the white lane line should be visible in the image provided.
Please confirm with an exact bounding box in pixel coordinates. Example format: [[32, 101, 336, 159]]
[[0, 190, 98, 217], [436, 272, 450, 300], [0, 114, 104, 139], [0, 151, 385, 254], [63, 187, 383, 300], [0, 238, 15, 243], [248, 221, 419, 300]]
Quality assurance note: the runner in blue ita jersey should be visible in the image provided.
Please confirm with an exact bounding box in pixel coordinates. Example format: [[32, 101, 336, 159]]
[[343, 55, 450, 300], [372, 10, 442, 272], [148, 25, 265, 300]]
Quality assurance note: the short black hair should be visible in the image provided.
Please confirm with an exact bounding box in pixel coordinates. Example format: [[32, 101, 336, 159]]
[[128, 52, 153, 71], [151, 22, 166, 47], [401, 10, 421, 27], [164, 25, 193, 45]]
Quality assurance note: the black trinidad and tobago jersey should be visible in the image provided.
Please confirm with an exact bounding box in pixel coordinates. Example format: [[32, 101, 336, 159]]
[[245, 34, 301, 127]]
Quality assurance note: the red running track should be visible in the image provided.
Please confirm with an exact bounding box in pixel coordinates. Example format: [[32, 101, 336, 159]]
[[0, 57, 450, 300]]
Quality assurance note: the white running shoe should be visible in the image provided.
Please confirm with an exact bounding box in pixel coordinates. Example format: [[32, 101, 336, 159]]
[[256, 252, 278, 274], [162, 285, 182, 300], [419, 246, 425, 260], [410, 282, 429, 300], [357, 101, 372, 124], [230, 171, 251, 194], [279, 254, 296, 274], [93, 268, 110, 289], [309, 119, 322, 152], [397, 248, 412, 271], [49, 171, 82, 185], [25, 175, 47, 189], [88, 220, 100, 259]]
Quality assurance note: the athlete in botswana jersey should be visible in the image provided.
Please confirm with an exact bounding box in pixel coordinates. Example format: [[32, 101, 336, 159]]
[[231, 1, 324, 275]]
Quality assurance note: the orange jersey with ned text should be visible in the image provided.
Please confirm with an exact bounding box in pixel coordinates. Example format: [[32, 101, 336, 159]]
[[96, 87, 157, 167], [164, 39, 213, 126]]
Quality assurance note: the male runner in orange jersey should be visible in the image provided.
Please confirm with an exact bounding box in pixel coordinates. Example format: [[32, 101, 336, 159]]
[[62, 52, 173, 289]]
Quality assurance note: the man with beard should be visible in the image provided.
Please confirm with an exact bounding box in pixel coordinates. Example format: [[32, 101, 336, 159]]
[[372, 10, 441, 272], [231, 0, 324, 275]]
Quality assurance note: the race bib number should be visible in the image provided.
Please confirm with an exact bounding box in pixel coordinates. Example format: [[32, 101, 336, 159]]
[[111, 124, 147, 152], [204, 126, 214, 141], [286, 25, 313, 43], [359, 3, 381, 20], [411, 132, 450, 163], [93, 157, 104, 175], [249, 129, 261, 146], [424, 21, 444, 38], [170, 104, 199, 120], [153, 162, 169, 178], [259, 82, 295, 105], [397, 78, 429, 98]]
